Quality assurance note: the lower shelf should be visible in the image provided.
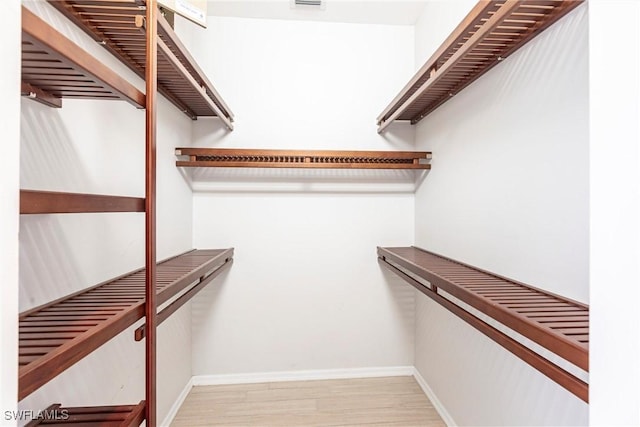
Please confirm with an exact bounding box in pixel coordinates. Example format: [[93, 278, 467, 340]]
[[25, 401, 145, 426], [378, 246, 588, 402], [19, 248, 234, 400]]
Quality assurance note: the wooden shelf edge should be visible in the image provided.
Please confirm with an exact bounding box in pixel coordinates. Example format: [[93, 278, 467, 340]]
[[177, 161, 431, 170], [157, 38, 233, 130], [20, 190, 145, 214], [156, 13, 234, 122]]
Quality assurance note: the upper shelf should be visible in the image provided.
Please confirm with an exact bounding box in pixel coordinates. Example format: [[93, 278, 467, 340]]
[[175, 148, 432, 170], [47, 0, 234, 129], [376, 0, 584, 133], [21, 6, 145, 109]]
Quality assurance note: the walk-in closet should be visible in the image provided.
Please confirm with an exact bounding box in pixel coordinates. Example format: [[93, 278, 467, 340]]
[[1, 0, 639, 426]]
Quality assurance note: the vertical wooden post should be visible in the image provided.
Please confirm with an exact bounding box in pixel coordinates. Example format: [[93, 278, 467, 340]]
[[145, 0, 157, 426]]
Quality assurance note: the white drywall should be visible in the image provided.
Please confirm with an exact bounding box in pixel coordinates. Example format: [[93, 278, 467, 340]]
[[589, 1, 640, 425], [193, 193, 416, 375], [189, 16, 416, 150], [413, 3, 589, 425], [189, 17, 418, 376], [17, 2, 194, 423], [0, 1, 21, 424]]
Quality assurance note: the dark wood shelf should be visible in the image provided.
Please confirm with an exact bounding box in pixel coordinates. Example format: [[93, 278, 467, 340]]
[[47, 0, 234, 128], [21, 6, 145, 109], [19, 249, 233, 401], [20, 190, 145, 214], [25, 401, 145, 426], [378, 246, 588, 402], [377, 0, 584, 132], [175, 148, 432, 170]]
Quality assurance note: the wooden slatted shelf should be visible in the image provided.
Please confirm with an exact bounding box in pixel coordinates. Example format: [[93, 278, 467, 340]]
[[20, 190, 145, 214], [19, 248, 233, 400], [175, 148, 432, 170], [21, 6, 145, 109], [377, 0, 584, 132], [47, 0, 234, 128], [378, 246, 588, 402], [25, 401, 145, 426]]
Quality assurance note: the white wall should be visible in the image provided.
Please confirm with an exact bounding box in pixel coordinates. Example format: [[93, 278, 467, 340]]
[[589, 1, 640, 425], [18, 3, 194, 424], [189, 16, 416, 149], [413, 3, 589, 426], [188, 17, 418, 377], [193, 193, 415, 375], [0, 1, 21, 424], [414, 0, 475, 68]]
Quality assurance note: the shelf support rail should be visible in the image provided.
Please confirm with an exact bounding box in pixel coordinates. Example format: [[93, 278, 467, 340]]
[[144, 1, 158, 426]]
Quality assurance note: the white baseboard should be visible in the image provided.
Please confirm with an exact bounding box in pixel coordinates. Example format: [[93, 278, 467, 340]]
[[192, 365, 414, 386], [160, 376, 194, 427], [412, 367, 456, 427]]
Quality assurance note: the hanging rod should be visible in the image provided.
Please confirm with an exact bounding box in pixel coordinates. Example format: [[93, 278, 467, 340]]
[[175, 148, 431, 170]]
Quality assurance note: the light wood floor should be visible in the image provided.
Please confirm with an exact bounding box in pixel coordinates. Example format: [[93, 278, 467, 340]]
[[170, 376, 446, 426]]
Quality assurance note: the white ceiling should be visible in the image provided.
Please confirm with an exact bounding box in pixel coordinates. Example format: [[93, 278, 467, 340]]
[[205, 1, 428, 26]]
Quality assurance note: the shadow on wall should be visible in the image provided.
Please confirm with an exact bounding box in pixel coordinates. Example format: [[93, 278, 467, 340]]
[[20, 102, 89, 311], [191, 116, 236, 146], [19, 216, 84, 312], [447, 4, 588, 132], [19, 101, 143, 311], [378, 120, 416, 149], [190, 266, 232, 346], [378, 262, 416, 350], [182, 167, 429, 194], [21, 101, 90, 190]]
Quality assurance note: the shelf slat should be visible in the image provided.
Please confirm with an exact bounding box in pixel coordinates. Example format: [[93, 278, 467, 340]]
[[20, 190, 145, 214]]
